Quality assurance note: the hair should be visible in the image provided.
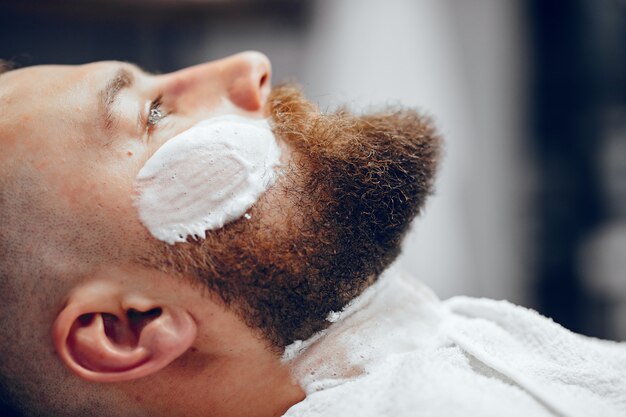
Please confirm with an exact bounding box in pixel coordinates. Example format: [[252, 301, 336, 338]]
[[0, 60, 14, 76], [144, 85, 442, 350]]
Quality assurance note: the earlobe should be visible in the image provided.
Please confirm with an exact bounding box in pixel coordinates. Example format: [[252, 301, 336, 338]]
[[53, 281, 197, 382]]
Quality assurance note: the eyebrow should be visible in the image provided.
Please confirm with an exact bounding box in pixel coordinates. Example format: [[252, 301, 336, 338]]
[[99, 67, 135, 132]]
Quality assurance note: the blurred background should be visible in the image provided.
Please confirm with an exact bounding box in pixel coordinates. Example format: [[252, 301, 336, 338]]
[[0, 0, 624, 341]]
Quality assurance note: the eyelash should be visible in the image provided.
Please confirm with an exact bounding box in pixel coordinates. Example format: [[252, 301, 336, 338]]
[[147, 94, 165, 131]]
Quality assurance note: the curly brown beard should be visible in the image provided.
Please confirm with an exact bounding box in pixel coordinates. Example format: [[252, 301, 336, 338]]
[[140, 84, 442, 351]]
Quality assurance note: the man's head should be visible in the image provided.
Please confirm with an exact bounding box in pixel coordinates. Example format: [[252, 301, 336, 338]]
[[0, 52, 440, 416]]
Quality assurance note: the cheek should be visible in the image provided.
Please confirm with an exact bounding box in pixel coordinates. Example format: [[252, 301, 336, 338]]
[[134, 116, 282, 245], [136, 143, 252, 243], [110, 139, 151, 177], [48, 140, 151, 239]]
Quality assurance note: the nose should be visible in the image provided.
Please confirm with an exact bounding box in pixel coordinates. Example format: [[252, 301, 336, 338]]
[[223, 51, 272, 112], [160, 51, 272, 115]]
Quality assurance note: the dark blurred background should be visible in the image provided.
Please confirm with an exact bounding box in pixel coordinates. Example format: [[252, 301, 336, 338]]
[[1, 0, 625, 341]]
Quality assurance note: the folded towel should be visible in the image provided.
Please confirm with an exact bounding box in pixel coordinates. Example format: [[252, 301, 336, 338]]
[[282, 267, 626, 417]]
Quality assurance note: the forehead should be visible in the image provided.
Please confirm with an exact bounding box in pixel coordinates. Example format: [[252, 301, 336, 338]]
[[0, 61, 116, 94], [0, 64, 81, 94], [0, 62, 117, 156], [0, 63, 106, 107], [0, 62, 103, 120]]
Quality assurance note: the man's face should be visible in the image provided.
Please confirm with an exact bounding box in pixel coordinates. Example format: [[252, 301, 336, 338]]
[[0, 52, 274, 263], [0, 53, 440, 350]]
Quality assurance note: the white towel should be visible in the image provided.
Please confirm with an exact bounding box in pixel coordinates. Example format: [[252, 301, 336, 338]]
[[282, 267, 626, 417]]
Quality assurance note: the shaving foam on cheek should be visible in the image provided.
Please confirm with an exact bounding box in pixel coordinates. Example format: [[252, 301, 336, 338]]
[[134, 115, 281, 244]]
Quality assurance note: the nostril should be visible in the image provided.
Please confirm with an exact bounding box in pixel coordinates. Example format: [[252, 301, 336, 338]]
[[259, 73, 268, 88]]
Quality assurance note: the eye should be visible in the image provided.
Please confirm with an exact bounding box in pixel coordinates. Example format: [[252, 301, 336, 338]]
[[147, 95, 165, 129]]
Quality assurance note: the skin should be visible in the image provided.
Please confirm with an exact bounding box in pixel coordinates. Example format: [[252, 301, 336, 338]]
[[0, 52, 304, 417]]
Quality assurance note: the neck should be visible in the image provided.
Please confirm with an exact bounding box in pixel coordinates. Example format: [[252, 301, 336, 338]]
[[129, 343, 305, 417], [198, 352, 306, 417]]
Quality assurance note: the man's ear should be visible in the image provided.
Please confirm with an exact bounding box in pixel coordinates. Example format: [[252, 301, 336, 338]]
[[53, 279, 197, 382]]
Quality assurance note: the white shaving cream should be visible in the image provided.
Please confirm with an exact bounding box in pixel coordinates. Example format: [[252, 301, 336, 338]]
[[135, 115, 281, 244]]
